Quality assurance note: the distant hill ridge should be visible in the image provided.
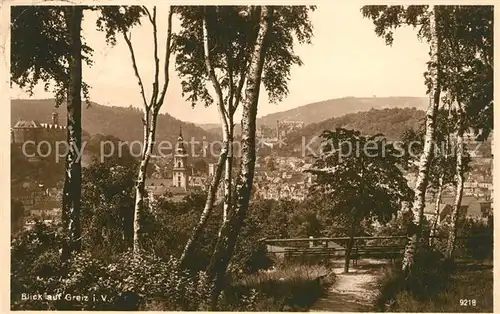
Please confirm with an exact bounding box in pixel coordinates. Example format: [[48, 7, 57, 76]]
[[12, 97, 428, 144], [257, 96, 428, 126], [203, 96, 428, 135], [287, 107, 426, 141], [11, 99, 218, 145], [276, 107, 427, 156]]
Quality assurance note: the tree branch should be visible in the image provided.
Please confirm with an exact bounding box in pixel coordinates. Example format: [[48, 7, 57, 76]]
[[149, 6, 160, 107], [157, 7, 174, 107], [143, 6, 154, 25], [233, 67, 247, 112], [121, 28, 150, 111], [232, 20, 258, 112], [202, 8, 229, 125], [225, 50, 235, 115]]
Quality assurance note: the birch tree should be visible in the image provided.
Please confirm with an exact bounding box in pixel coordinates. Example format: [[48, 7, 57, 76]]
[[11, 6, 92, 259], [438, 6, 493, 260], [175, 6, 255, 265], [62, 6, 84, 258], [400, 109, 456, 244], [362, 5, 493, 268], [11, 5, 148, 258], [97, 6, 174, 254], [401, 5, 441, 275], [207, 6, 273, 307], [362, 5, 441, 276]]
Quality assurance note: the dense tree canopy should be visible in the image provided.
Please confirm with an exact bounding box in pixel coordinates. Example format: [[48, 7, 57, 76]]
[[11, 6, 93, 105], [173, 5, 316, 107], [362, 5, 493, 139], [308, 128, 414, 225]]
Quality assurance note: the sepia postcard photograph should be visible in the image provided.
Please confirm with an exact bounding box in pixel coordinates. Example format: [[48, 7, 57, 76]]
[[5, 2, 495, 312]]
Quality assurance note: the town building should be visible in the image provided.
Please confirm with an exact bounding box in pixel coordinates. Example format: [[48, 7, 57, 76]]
[[423, 195, 492, 225], [145, 130, 226, 202], [11, 112, 66, 145], [172, 129, 189, 190]]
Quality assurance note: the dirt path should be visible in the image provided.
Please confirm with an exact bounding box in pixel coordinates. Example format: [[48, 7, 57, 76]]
[[309, 259, 388, 312]]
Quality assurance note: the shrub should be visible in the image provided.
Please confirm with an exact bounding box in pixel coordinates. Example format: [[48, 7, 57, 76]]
[[11, 225, 214, 311], [373, 245, 452, 312], [220, 265, 335, 311], [11, 222, 67, 310], [380, 264, 493, 312]]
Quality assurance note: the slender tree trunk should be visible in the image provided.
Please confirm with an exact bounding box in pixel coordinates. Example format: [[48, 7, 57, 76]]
[[207, 6, 273, 309], [179, 10, 232, 266], [133, 111, 156, 253], [61, 6, 83, 260], [401, 5, 440, 276], [122, 204, 134, 248], [344, 214, 357, 273], [180, 140, 228, 266], [223, 121, 234, 222], [429, 173, 444, 246], [445, 112, 465, 260], [123, 6, 173, 254]]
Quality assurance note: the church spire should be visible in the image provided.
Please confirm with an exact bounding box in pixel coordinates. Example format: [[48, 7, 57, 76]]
[[176, 126, 187, 155]]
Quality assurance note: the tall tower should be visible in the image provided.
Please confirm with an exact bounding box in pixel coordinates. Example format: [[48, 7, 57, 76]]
[[173, 127, 189, 190], [52, 112, 59, 126]]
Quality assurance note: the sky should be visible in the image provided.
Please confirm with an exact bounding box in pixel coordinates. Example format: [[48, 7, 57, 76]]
[[11, 3, 430, 124]]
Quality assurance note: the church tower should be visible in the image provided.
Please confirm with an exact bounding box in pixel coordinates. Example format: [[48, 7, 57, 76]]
[[173, 128, 189, 190]]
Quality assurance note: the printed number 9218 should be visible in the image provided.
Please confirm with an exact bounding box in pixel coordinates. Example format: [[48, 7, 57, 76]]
[[460, 299, 476, 306]]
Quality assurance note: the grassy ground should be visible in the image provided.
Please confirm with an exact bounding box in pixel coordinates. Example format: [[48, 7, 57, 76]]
[[220, 264, 336, 311], [383, 262, 493, 312]]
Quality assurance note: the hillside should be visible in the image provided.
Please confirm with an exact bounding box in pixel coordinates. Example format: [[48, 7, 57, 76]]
[[257, 96, 428, 126], [279, 107, 426, 155], [11, 99, 218, 145]]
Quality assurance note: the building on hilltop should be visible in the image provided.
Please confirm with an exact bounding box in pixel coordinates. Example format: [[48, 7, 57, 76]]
[[11, 112, 66, 145], [276, 120, 305, 141]]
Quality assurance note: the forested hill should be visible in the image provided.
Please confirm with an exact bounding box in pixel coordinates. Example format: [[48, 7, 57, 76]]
[[11, 99, 218, 144], [282, 107, 426, 153], [257, 96, 428, 126]]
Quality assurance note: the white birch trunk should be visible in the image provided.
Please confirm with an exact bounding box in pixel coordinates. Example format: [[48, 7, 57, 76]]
[[402, 5, 440, 275], [180, 12, 231, 265], [429, 173, 444, 245], [223, 121, 234, 223], [123, 6, 173, 255], [207, 6, 273, 309], [133, 111, 157, 253], [61, 6, 83, 260], [445, 111, 465, 260]]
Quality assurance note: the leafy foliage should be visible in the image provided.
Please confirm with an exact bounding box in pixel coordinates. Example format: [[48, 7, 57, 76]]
[[437, 6, 493, 140], [11, 231, 214, 310], [281, 107, 426, 156], [173, 5, 315, 107], [360, 5, 429, 46], [81, 156, 137, 260], [11, 199, 25, 235], [362, 5, 493, 140], [398, 107, 469, 193], [10, 6, 93, 106], [94, 6, 145, 46], [307, 128, 414, 225]]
